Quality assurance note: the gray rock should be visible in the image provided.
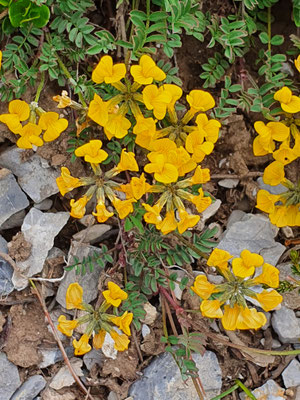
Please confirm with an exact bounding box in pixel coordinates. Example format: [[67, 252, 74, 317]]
[[0, 147, 60, 203], [240, 379, 285, 400], [0, 234, 7, 253], [72, 224, 112, 244], [56, 241, 105, 308], [257, 177, 286, 195], [217, 213, 285, 266], [0, 352, 21, 400], [0, 257, 14, 295], [0, 209, 26, 230], [141, 324, 151, 338], [272, 306, 300, 343], [227, 210, 246, 229], [0, 168, 29, 227], [295, 386, 300, 400], [282, 359, 300, 388], [38, 347, 73, 369], [12, 208, 69, 290], [11, 375, 46, 400], [107, 393, 119, 400], [83, 349, 103, 370], [34, 199, 53, 211], [50, 358, 83, 390], [129, 351, 222, 400], [218, 178, 239, 188]]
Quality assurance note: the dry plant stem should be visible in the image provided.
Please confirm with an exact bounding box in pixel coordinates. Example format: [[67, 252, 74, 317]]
[[164, 298, 178, 336], [132, 325, 143, 362], [29, 280, 95, 400], [210, 172, 263, 179], [0, 9, 8, 19]]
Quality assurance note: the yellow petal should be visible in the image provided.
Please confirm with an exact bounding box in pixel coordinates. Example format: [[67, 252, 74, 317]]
[[256, 190, 280, 214], [254, 263, 279, 288], [200, 300, 223, 318], [66, 282, 84, 310], [93, 329, 106, 349], [274, 86, 292, 104], [221, 304, 241, 330], [73, 334, 91, 355], [191, 275, 218, 299], [263, 161, 285, 186], [8, 100, 30, 121], [255, 290, 282, 311], [186, 90, 215, 112], [88, 94, 109, 126]]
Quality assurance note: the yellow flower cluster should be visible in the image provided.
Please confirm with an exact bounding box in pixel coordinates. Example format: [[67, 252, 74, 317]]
[[254, 87, 300, 227], [57, 282, 132, 355], [0, 100, 68, 149], [192, 248, 282, 330], [56, 54, 221, 234]]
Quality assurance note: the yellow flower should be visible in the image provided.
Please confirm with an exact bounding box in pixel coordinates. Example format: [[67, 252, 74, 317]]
[[255, 290, 283, 311], [294, 55, 300, 73], [130, 55, 166, 85], [93, 329, 106, 349], [16, 123, 43, 149], [56, 167, 82, 196], [200, 300, 223, 318], [87, 94, 109, 127], [92, 55, 126, 84], [157, 210, 177, 235], [75, 140, 108, 164], [253, 121, 290, 154], [254, 263, 280, 288], [207, 248, 233, 271], [133, 116, 158, 150], [92, 201, 114, 223], [186, 90, 215, 113], [0, 100, 30, 133], [113, 198, 136, 219], [236, 307, 267, 330], [53, 90, 72, 108], [120, 173, 151, 200], [273, 143, 297, 165], [110, 311, 133, 336], [189, 166, 211, 185], [177, 208, 200, 234], [142, 203, 162, 225], [256, 189, 280, 214], [110, 330, 130, 351], [221, 304, 241, 330], [232, 249, 264, 278], [73, 334, 92, 355], [263, 161, 285, 186], [195, 113, 221, 143], [190, 188, 212, 213], [104, 113, 131, 140], [0, 50, 2, 70], [142, 84, 172, 120], [269, 205, 290, 227], [38, 112, 68, 142], [163, 84, 183, 108], [167, 146, 197, 177], [70, 195, 89, 219], [102, 281, 128, 307], [191, 275, 218, 300], [116, 149, 139, 172], [144, 153, 179, 184], [185, 130, 214, 163], [274, 86, 300, 113], [66, 282, 84, 310], [57, 315, 78, 337]]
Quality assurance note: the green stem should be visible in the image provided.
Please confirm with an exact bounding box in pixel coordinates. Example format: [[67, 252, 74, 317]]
[[34, 71, 45, 103], [146, 0, 150, 30], [172, 232, 209, 260], [55, 53, 87, 108], [211, 383, 239, 400], [236, 380, 256, 400], [267, 7, 271, 53]]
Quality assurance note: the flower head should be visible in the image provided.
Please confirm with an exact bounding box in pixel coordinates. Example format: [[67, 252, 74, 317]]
[[207, 248, 233, 271], [57, 315, 78, 337], [254, 263, 280, 288], [75, 140, 108, 164], [110, 311, 133, 336], [66, 282, 84, 310], [142, 203, 162, 225], [177, 208, 200, 234], [144, 153, 178, 184], [87, 94, 109, 127], [0, 100, 30, 133], [92, 201, 114, 223], [186, 90, 215, 113], [116, 149, 139, 172], [16, 123, 43, 149], [73, 334, 92, 355], [102, 281, 128, 307], [142, 85, 172, 120], [113, 197, 136, 219], [255, 290, 283, 312], [92, 55, 126, 84], [56, 167, 82, 196], [70, 195, 89, 219], [38, 112, 68, 142], [110, 330, 130, 351], [274, 87, 300, 113], [130, 55, 166, 85], [157, 210, 177, 235], [232, 249, 264, 278], [53, 90, 72, 108], [263, 161, 285, 186]]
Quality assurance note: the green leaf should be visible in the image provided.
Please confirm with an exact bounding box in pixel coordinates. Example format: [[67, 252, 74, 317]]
[[124, 217, 133, 232], [259, 31, 269, 44], [270, 35, 284, 46]]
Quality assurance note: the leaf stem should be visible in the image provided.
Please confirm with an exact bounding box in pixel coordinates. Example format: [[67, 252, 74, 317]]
[[34, 71, 45, 103]]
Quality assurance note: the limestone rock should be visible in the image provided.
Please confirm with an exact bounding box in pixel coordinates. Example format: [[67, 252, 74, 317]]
[[0, 352, 21, 400], [0, 147, 60, 203], [49, 359, 83, 390], [12, 208, 69, 290], [282, 359, 300, 388], [11, 375, 46, 400], [272, 306, 300, 343]]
